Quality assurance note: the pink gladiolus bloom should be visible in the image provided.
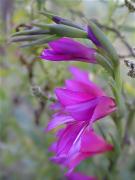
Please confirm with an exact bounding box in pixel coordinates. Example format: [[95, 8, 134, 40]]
[[47, 67, 116, 131], [40, 37, 97, 63], [46, 67, 115, 172], [66, 172, 97, 180]]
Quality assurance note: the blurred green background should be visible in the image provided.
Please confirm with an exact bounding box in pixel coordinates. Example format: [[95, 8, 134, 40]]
[[0, 0, 135, 179]]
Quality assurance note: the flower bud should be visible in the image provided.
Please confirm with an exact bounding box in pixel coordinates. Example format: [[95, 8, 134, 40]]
[[34, 23, 87, 38], [88, 21, 119, 66], [40, 11, 83, 30]]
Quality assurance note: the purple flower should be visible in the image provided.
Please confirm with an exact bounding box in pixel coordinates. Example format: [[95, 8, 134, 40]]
[[66, 172, 97, 180], [47, 66, 116, 126], [40, 37, 97, 63], [46, 67, 115, 172]]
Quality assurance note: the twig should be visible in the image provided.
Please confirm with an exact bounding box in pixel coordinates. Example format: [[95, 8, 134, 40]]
[[18, 52, 48, 125]]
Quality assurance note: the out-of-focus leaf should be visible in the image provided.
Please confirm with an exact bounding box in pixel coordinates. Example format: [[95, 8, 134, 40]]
[[36, 0, 46, 10]]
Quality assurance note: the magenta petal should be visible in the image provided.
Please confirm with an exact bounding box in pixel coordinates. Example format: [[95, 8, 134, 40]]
[[55, 88, 92, 106], [56, 122, 85, 155], [49, 37, 94, 56], [66, 172, 97, 180], [46, 114, 74, 131], [68, 66, 105, 96], [65, 80, 91, 93], [66, 99, 98, 121], [81, 129, 113, 153], [65, 151, 91, 170], [40, 49, 75, 61], [91, 96, 116, 122], [65, 79, 105, 97], [66, 96, 116, 122], [69, 66, 90, 84]]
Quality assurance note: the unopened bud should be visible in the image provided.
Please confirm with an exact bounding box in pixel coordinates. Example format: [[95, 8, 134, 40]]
[[88, 21, 119, 66], [40, 11, 83, 30]]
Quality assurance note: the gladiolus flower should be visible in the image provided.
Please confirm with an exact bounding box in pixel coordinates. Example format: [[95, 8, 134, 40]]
[[47, 66, 116, 128], [40, 37, 97, 63], [46, 67, 115, 172]]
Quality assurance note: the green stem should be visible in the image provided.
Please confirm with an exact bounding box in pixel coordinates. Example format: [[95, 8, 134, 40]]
[[122, 104, 135, 146], [113, 63, 125, 120]]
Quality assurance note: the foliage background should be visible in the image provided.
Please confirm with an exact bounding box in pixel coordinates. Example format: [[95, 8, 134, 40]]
[[0, 0, 135, 179]]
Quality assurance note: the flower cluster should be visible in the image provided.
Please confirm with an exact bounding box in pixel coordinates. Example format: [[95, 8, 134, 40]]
[[46, 66, 116, 179], [11, 13, 120, 179], [38, 15, 119, 180]]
